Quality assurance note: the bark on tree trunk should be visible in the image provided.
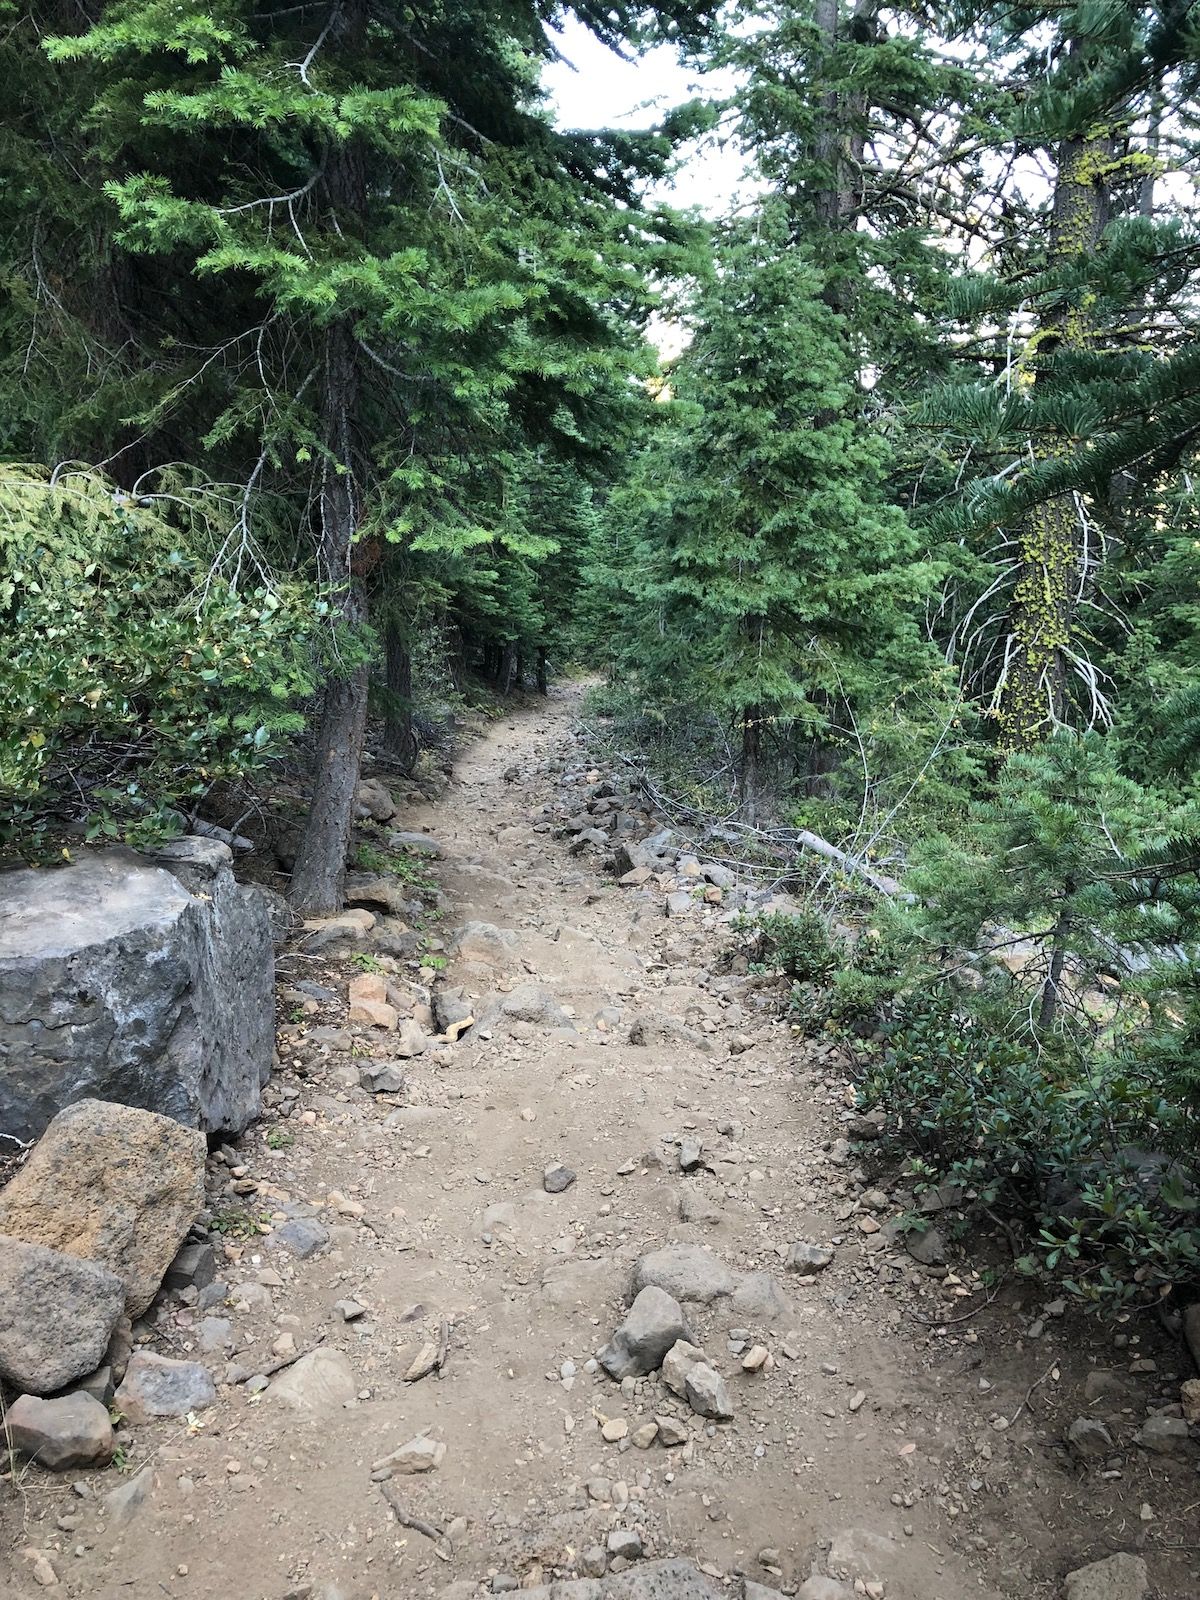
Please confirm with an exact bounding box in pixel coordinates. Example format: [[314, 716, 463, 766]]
[[536, 646, 548, 696], [1000, 130, 1112, 747], [383, 615, 416, 773], [289, 7, 371, 914], [1038, 902, 1073, 1033], [288, 324, 369, 912], [498, 643, 517, 696]]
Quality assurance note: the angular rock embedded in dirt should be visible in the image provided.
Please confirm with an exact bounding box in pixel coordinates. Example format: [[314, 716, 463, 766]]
[[0, 1237, 125, 1394], [627, 1014, 713, 1055], [655, 1414, 689, 1447], [0, 1099, 205, 1316], [598, 1287, 694, 1381], [359, 1060, 407, 1094], [5, 1392, 114, 1471], [796, 1582, 854, 1600], [0, 839, 273, 1142], [449, 921, 519, 969], [679, 1190, 722, 1226], [392, 1018, 429, 1057], [343, 873, 413, 917], [785, 1241, 834, 1273], [892, 1220, 947, 1266], [684, 1361, 733, 1420], [104, 1464, 154, 1528], [274, 1217, 329, 1259], [1067, 1417, 1113, 1460], [827, 1528, 896, 1586], [632, 1244, 736, 1305], [660, 1339, 705, 1398], [347, 972, 398, 1029], [606, 1529, 643, 1561], [115, 1352, 216, 1422], [356, 777, 397, 821], [388, 830, 444, 858], [518, 1557, 733, 1599], [665, 891, 693, 918], [373, 1434, 446, 1474], [269, 1347, 357, 1413], [493, 983, 575, 1030], [731, 1272, 791, 1321], [1135, 1415, 1189, 1454], [610, 842, 652, 879], [163, 1241, 217, 1293], [1063, 1553, 1149, 1600], [433, 984, 474, 1034]]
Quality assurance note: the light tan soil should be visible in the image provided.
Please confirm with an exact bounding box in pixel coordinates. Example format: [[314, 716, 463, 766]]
[[4, 685, 1198, 1600]]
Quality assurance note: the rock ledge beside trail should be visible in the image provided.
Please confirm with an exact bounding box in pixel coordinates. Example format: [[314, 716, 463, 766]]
[[0, 837, 273, 1141]]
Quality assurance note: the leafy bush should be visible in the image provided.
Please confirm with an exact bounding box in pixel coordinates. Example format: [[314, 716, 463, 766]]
[[0, 464, 317, 858], [858, 987, 1200, 1303], [751, 909, 840, 984]]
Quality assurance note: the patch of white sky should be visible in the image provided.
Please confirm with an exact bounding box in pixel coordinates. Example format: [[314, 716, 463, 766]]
[[542, 17, 751, 218]]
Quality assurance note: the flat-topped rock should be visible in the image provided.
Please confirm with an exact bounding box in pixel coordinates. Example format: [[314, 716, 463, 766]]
[[0, 839, 273, 1141]]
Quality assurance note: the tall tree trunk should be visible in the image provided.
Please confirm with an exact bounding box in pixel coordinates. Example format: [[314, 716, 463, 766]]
[[536, 645, 548, 696], [383, 614, 415, 772], [498, 642, 517, 695], [289, 327, 369, 914], [999, 131, 1112, 747], [1038, 898, 1073, 1033], [289, 40, 370, 911]]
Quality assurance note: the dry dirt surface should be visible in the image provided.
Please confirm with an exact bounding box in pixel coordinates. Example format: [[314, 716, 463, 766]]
[[5, 685, 1199, 1600]]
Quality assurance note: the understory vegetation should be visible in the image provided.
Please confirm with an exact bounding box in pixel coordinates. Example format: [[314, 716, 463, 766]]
[[1, 0, 1199, 1302]]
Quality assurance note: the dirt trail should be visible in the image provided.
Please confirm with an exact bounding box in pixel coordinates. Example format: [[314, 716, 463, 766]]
[[6, 686, 1189, 1600]]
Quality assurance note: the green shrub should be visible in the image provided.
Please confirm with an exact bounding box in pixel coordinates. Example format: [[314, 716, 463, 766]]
[[0, 464, 317, 858], [751, 909, 840, 984], [857, 986, 1200, 1305]]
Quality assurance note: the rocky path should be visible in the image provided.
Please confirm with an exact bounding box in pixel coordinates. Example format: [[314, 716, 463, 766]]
[[6, 687, 1183, 1600]]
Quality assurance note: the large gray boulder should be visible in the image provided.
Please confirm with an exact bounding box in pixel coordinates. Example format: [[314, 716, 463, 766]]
[[0, 837, 273, 1141]]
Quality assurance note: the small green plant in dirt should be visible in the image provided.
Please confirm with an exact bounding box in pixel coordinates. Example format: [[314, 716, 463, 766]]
[[266, 1127, 294, 1150], [349, 951, 385, 974], [354, 840, 435, 893], [210, 1206, 268, 1239]]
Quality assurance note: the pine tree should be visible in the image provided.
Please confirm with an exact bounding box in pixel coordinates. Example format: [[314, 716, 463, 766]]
[[617, 206, 933, 817], [917, 1, 1200, 744], [11, 0, 705, 904]]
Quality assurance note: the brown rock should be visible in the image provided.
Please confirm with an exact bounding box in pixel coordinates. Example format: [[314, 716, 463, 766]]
[[5, 1392, 114, 1471], [0, 1099, 204, 1316]]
